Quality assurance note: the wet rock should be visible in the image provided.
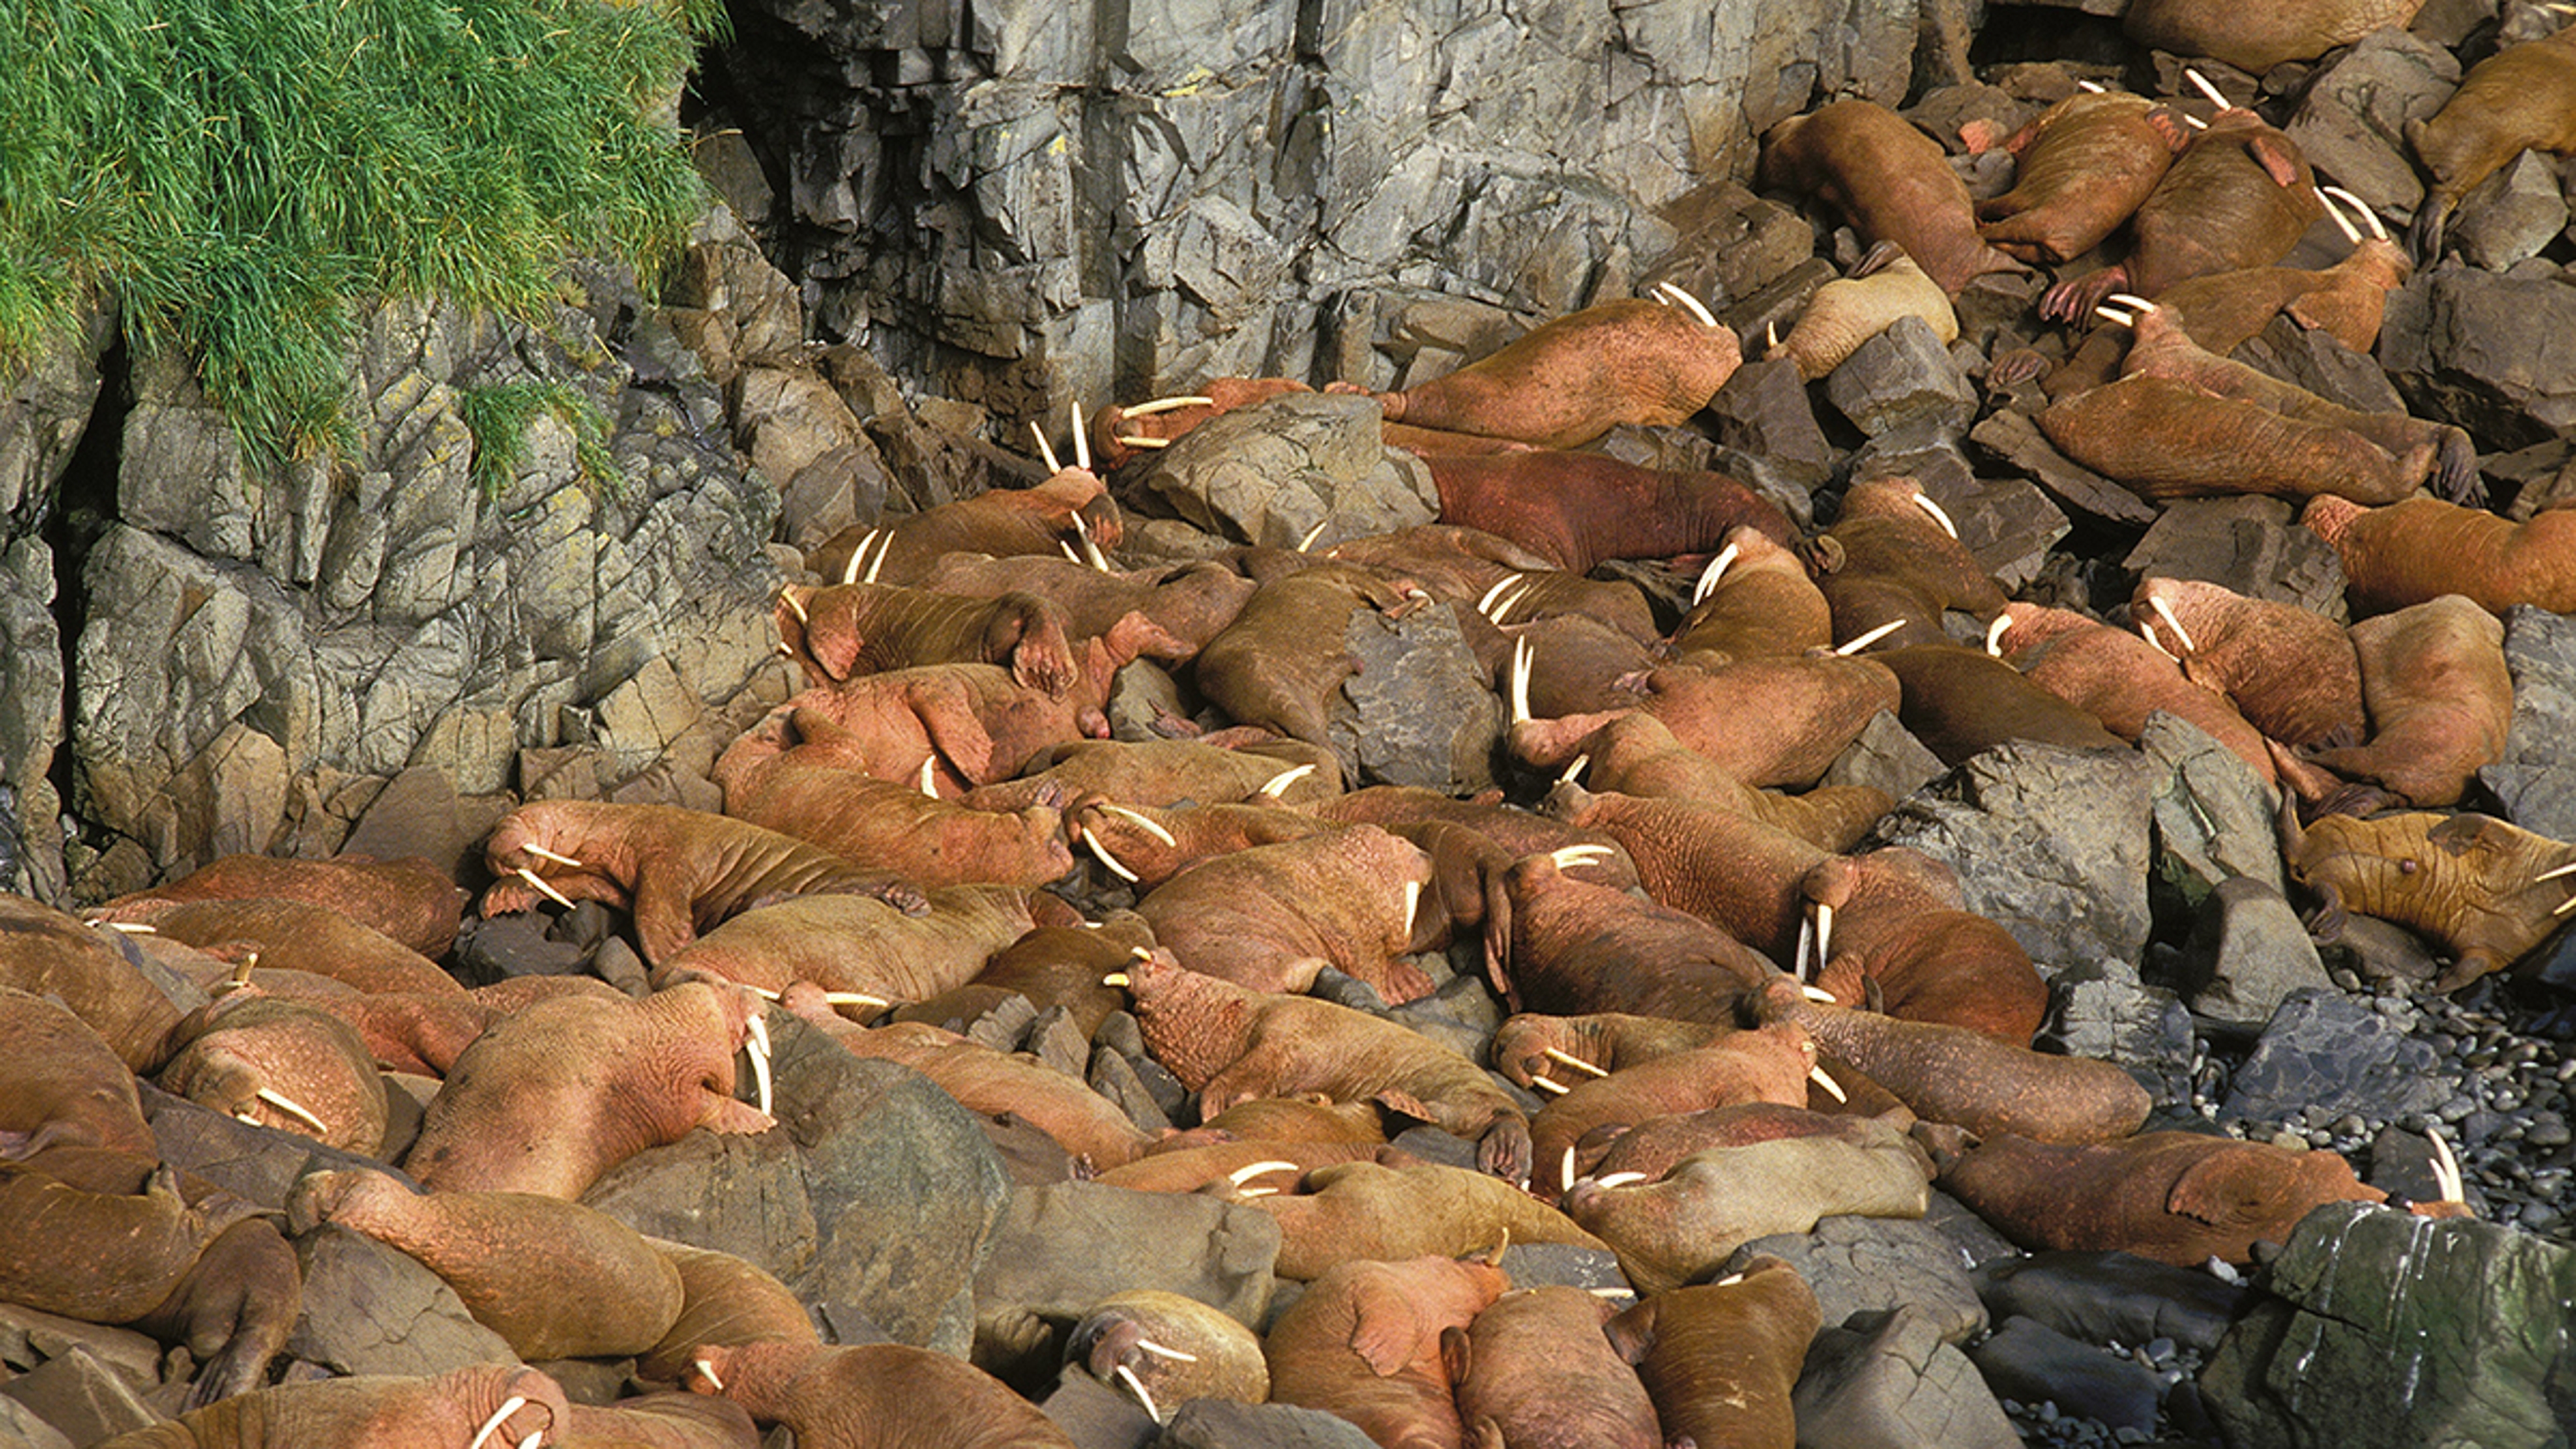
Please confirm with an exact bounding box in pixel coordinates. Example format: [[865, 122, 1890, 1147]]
[[1822, 710, 1947, 806], [1872, 743, 2156, 973], [1151, 1397, 1381, 1449], [2040, 958, 2196, 1104], [1974, 1250, 2249, 1356], [2142, 711, 2286, 911], [582, 1128, 820, 1287], [1733, 1214, 1989, 1344], [2383, 263, 2576, 449], [1966, 1315, 2163, 1434], [1794, 1302, 2023, 1449], [283, 1225, 519, 1379], [1123, 394, 1436, 552], [2200, 1203, 2576, 1448], [0, 1346, 165, 1446], [2282, 31, 2458, 217], [1826, 317, 1978, 438], [2120, 497, 2349, 622], [1333, 600, 1500, 794], [2481, 605, 2576, 841], [2180, 877, 2335, 1028], [2451, 151, 2572, 272], [2218, 988, 2452, 1128]]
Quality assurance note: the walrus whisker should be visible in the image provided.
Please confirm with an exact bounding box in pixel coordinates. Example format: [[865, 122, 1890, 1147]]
[[1070, 398, 1091, 473], [1543, 1046, 1608, 1077], [1593, 1171, 1646, 1188], [1653, 280, 1720, 329], [1258, 763, 1316, 798], [1809, 1065, 1846, 1103], [1511, 637, 1534, 724], [251, 1087, 330, 1134], [468, 1395, 530, 1449], [1907, 490, 1960, 541], [2313, 186, 2363, 244], [1114, 435, 1171, 449], [1836, 619, 1907, 655], [1120, 394, 1216, 417], [523, 844, 585, 868], [2183, 67, 2231, 109], [1229, 1161, 1300, 1185], [1529, 1075, 1569, 1095], [1030, 421, 1062, 475], [1550, 845, 1615, 867], [1558, 753, 1590, 785], [1112, 1362, 1162, 1422], [1132, 1338, 1199, 1363], [515, 867, 576, 910], [2428, 1123, 2465, 1204], [1401, 879, 1421, 942], [839, 529, 877, 586], [1097, 803, 1178, 847], [1084, 832, 1140, 883], [1692, 542, 1738, 605], [2148, 595, 2198, 654], [1986, 614, 2014, 657], [746, 1012, 773, 1118], [2320, 185, 2387, 241]]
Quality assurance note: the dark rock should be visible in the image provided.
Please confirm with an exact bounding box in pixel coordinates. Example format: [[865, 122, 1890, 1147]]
[[1794, 1303, 2023, 1449], [1965, 1315, 2163, 1434], [1967, 409, 2161, 527], [1123, 394, 1436, 552], [1151, 1397, 1381, 1449], [2383, 264, 2576, 450], [1042, 1366, 1161, 1449], [0, 1396, 74, 1449], [581, 1127, 819, 1285], [2218, 988, 2453, 1128], [142, 1084, 415, 1214], [1707, 357, 1835, 488], [2142, 710, 2287, 912], [2235, 315, 2410, 415], [2367, 1126, 2487, 1218], [2200, 1203, 2576, 1448], [1823, 710, 1947, 806], [337, 764, 513, 887], [0, 1307, 162, 1387], [2316, 913, 2447, 993], [1493, 1242, 1628, 1293], [1662, 182, 1826, 321], [2282, 30, 2458, 217], [1921, 1188, 2025, 1271], [282, 1225, 519, 1379], [1333, 601, 1500, 794], [1973, 1250, 2250, 1356], [450, 910, 588, 985], [0, 1346, 164, 1447], [2480, 605, 2576, 841], [1826, 316, 1978, 437], [2040, 958, 2196, 1104], [1734, 1214, 1990, 1344], [2180, 877, 2334, 1028], [2120, 497, 2350, 622], [1087, 1045, 1174, 1136], [1921, 471, 2068, 594], [1871, 743, 2155, 973], [2451, 151, 2571, 272]]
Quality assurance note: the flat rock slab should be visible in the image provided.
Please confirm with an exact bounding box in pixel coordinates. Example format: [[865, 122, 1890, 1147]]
[[2218, 988, 2451, 1128], [2481, 606, 2576, 841], [1736, 1214, 1989, 1344], [282, 1225, 519, 1380], [1794, 1301, 2022, 1449]]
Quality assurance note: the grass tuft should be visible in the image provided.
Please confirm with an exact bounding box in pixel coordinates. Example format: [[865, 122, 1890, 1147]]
[[460, 379, 623, 500], [0, 0, 722, 463]]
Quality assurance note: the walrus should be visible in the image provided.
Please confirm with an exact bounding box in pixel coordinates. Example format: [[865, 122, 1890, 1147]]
[[2123, 0, 2427, 75], [1236, 1156, 1609, 1279], [1990, 602, 2280, 786], [2279, 802, 2576, 993], [1609, 1256, 1821, 1449], [1420, 449, 1796, 575], [1263, 1252, 1512, 1449], [656, 884, 1040, 1002], [1764, 242, 1957, 380], [2293, 594, 2510, 814], [2406, 21, 2576, 260], [1811, 474, 2010, 651], [90, 1362, 570, 1448], [1758, 99, 2026, 294], [1786, 996, 2152, 1144], [157, 991, 390, 1156], [1067, 1289, 1270, 1417], [1527, 1013, 1821, 1199], [2128, 576, 2365, 749], [804, 468, 1122, 588], [2302, 494, 2576, 617], [1977, 90, 2190, 266], [0, 985, 156, 1159], [775, 580, 1081, 695], [1447, 1285, 1662, 1449], [723, 761, 1074, 891], [684, 1341, 1081, 1448], [1665, 524, 1833, 664], [89, 852, 467, 959]]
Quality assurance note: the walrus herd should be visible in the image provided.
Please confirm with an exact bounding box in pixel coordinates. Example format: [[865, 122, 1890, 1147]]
[[7, 2, 2576, 1445]]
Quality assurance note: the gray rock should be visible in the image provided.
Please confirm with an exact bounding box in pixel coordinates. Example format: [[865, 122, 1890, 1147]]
[[1125, 394, 1436, 552], [2282, 30, 2459, 217], [1823, 710, 1947, 807], [2233, 314, 2409, 415], [2383, 263, 2576, 447], [0, 1307, 162, 1388], [2141, 711, 2287, 911], [1040, 1367, 1159, 1449], [581, 1128, 820, 1287], [2218, 988, 2452, 1128], [2481, 604, 2576, 839], [1735, 1214, 1990, 1344], [0, 1346, 165, 1447], [1707, 356, 1835, 488], [1495, 1242, 1629, 1294], [770, 1013, 1008, 1356], [2120, 496, 2350, 622], [1973, 1250, 2249, 1356], [0, 1396, 74, 1449], [1334, 600, 1500, 794], [2039, 958, 2196, 1104], [2318, 911, 2447, 993], [0, 539, 64, 902], [1927, 472, 2068, 594], [1825, 317, 1978, 437], [1152, 1397, 1381, 1449], [2200, 1203, 2576, 1449], [1921, 1188, 2023, 1271], [1870, 743, 2155, 973], [141, 1085, 410, 1214], [1794, 1303, 2023, 1449], [282, 1225, 519, 1379], [2452, 150, 2572, 272], [1966, 409, 2160, 527], [2181, 877, 2335, 1028], [1965, 1315, 2163, 1434]]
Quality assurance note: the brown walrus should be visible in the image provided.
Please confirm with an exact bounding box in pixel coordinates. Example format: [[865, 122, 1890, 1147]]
[[2407, 21, 2576, 260], [1758, 99, 2026, 295], [2303, 494, 2576, 617], [1978, 90, 2190, 266], [2280, 803, 2576, 993], [2123, 0, 2427, 75]]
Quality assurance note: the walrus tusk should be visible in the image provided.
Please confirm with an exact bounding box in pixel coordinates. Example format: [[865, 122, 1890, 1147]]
[[1476, 573, 1525, 617], [779, 588, 809, 625], [2555, 893, 2576, 918], [1295, 519, 1330, 553], [2148, 594, 2198, 654], [1510, 637, 1534, 724], [1766, 319, 1780, 350], [1133, 1338, 1199, 1363], [2428, 1124, 2465, 1205], [1560, 1146, 1577, 1193], [918, 757, 938, 797], [1986, 614, 2014, 657], [1258, 764, 1316, 798], [2320, 185, 2387, 241], [1835, 619, 1907, 655], [1529, 1075, 1569, 1095], [1593, 1171, 1647, 1189], [2314, 186, 2363, 245], [2105, 294, 2157, 315], [2094, 305, 2137, 329], [1401, 879, 1421, 942], [1120, 394, 1215, 417], [1084, 832, 1140, 883], [1070, 508, 1111, 572], [2181, 111, 2208, 129], [1114, 435, 1171, 449], [1030, 421, 1061, 475], [1487, 1226, 1509, 1265], [2139, 620, 2177, 661], [2076, 78, 2105, 93], [229, 953, 259, 988], [1558, 753, 1591, 785], [839, 529, 877, 586], [820, 991, 889, 1009], [1060, 541, 1084, 564], [468, 1395, 530, 1449], [1543, 1046, 1608, 1077], [1813, 902, 1833, 973], [1691, 543, 1738, 605], [861, 529, 890, 586], [1070, 398, 1090, 473], [746, 1012, 773, 1118], [1713, 1271, 1748, 1287], [1801, 983, 1839, 1002], [243, 1087, 330, 1135], [2533, 861, 2576, 882], [1908, 491, 1959, 541], [517, 1434, 540, 1449], [1809, 1065, 1847, 1103], [1794, 916, 1813, 981], [1229, 1160, 1299, 1185], [1550, 844, 1614, 867], [523, 844, 585, 868], [1653, 280, 1720, 329], [2184, 67, 2231, 109], [1096, 803, 1177, 847], [1114, 1363, 1161, 1424], [515, 867, 576, 910], [1100, 972, 1132, 988]]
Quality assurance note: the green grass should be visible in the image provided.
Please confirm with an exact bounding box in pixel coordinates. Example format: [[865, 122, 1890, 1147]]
[[0, 0, 727, 462], [460, 378, 621, 498]]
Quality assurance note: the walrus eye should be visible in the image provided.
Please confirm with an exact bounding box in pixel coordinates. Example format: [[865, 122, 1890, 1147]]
[[2399, 859, 2420, 875]]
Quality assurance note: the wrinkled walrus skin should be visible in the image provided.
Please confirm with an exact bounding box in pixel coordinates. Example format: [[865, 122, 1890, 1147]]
[[92, 1362, 572, 1449], [1352, 296, 1742, 450], [1758, 99, 2025, 294], [2123, 0, 2425, 74], [684, 1340, 1079, 1448], [2281, 806, 2576, 993], [1610, 1256, 1820, 1449], [1264, 1253, 1512, 1449], [1447, 1285, 1662, 1449], [2406, 22, 2576, 260], [2304, 494, 2576, 618], [1977, 91, 2188, 266]]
